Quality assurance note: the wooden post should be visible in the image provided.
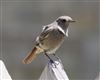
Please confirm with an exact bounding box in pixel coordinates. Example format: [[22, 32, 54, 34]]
[[39, 60, 69, 80], [0, 60, 12, 80]]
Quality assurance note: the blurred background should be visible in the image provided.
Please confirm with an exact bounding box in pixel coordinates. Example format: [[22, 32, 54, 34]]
[[0, 0, 99, 80]]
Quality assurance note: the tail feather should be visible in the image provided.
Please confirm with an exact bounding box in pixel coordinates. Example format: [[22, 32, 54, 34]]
[[23, 47, 37, 64]]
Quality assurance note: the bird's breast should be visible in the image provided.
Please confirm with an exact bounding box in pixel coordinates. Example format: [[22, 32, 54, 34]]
[[40, 29, 65, 53]]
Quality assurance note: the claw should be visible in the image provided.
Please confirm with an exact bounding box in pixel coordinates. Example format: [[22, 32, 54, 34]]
[[53, 54, 61, 63], [49, 60, 60, 68], [50, 59, 54, 63], [44, 52, 60, 68]]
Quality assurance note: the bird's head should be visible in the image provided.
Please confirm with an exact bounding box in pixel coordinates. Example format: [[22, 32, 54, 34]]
[[56, 16, 75, 36], [56, 16, 75, 24]]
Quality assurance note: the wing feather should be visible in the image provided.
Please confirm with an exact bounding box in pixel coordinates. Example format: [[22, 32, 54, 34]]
[[39, 26, 53, 41]]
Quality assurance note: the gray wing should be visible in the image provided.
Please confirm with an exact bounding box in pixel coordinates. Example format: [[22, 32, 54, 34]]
[[39, 26, 53, 41], [35, 26, 53, 44]]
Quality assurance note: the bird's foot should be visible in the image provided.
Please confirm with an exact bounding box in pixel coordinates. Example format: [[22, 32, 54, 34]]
[[49, 59, 60, 68], [44, 52, 59, 68], [53, 54, 61, 63]]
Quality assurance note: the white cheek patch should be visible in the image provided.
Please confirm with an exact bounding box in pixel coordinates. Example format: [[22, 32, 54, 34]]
[[58, 26, 69, 37], [57, 26, 65, 35], [66, 29, 68, 37], [57, 26, 69, 37]]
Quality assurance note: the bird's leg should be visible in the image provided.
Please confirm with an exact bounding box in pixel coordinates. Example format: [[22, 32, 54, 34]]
[[53, 54, 59, 60], [44, 52, 59, 68], [44, 52, 54, 63]]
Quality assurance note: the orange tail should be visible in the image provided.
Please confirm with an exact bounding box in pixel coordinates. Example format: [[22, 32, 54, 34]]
[[23, 47, 38, 64]]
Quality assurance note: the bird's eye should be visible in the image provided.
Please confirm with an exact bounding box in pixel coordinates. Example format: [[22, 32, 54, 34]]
[[61, 19, 66, 23], [56, 19, 66, 23]]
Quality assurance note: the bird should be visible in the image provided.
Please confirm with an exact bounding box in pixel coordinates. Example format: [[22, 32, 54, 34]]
[[23, 16, 75, 64]]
